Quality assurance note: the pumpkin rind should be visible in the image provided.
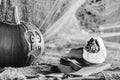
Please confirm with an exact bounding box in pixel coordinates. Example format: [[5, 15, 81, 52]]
[[0, 22, 44, 67]]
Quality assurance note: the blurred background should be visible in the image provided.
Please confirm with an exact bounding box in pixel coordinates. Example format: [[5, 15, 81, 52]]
[[0, 0, 120, 67]]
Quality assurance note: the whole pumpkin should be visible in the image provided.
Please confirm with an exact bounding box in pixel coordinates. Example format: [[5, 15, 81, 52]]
[[0, 22, 44, 67]]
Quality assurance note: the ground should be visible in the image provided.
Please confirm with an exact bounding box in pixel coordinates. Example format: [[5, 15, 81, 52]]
[[0, 0, 120, 80]]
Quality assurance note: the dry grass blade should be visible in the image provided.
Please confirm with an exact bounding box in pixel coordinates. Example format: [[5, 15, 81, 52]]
[[101, 32, 120, 38], [65, 32, 120, 42], [39, 0, 59, 29], [44, 0, 86, 41], [64, 76, 101, 80], [69, 64, 111, 77], [0, 0, 1, 4], [104, 41, 120, 50], [100, 24, 120, 31]]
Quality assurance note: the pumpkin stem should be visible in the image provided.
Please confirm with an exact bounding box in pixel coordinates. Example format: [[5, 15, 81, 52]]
[[14, 6, 20, 24], [0, 0, 20, 24]]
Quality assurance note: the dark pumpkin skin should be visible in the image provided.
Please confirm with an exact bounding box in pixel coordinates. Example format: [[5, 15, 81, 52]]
[[0, 22, 40, 67]]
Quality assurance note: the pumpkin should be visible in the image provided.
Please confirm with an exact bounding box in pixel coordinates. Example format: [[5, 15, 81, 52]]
[[83, 37, 107, 64], [0, 22, 44, 67]]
